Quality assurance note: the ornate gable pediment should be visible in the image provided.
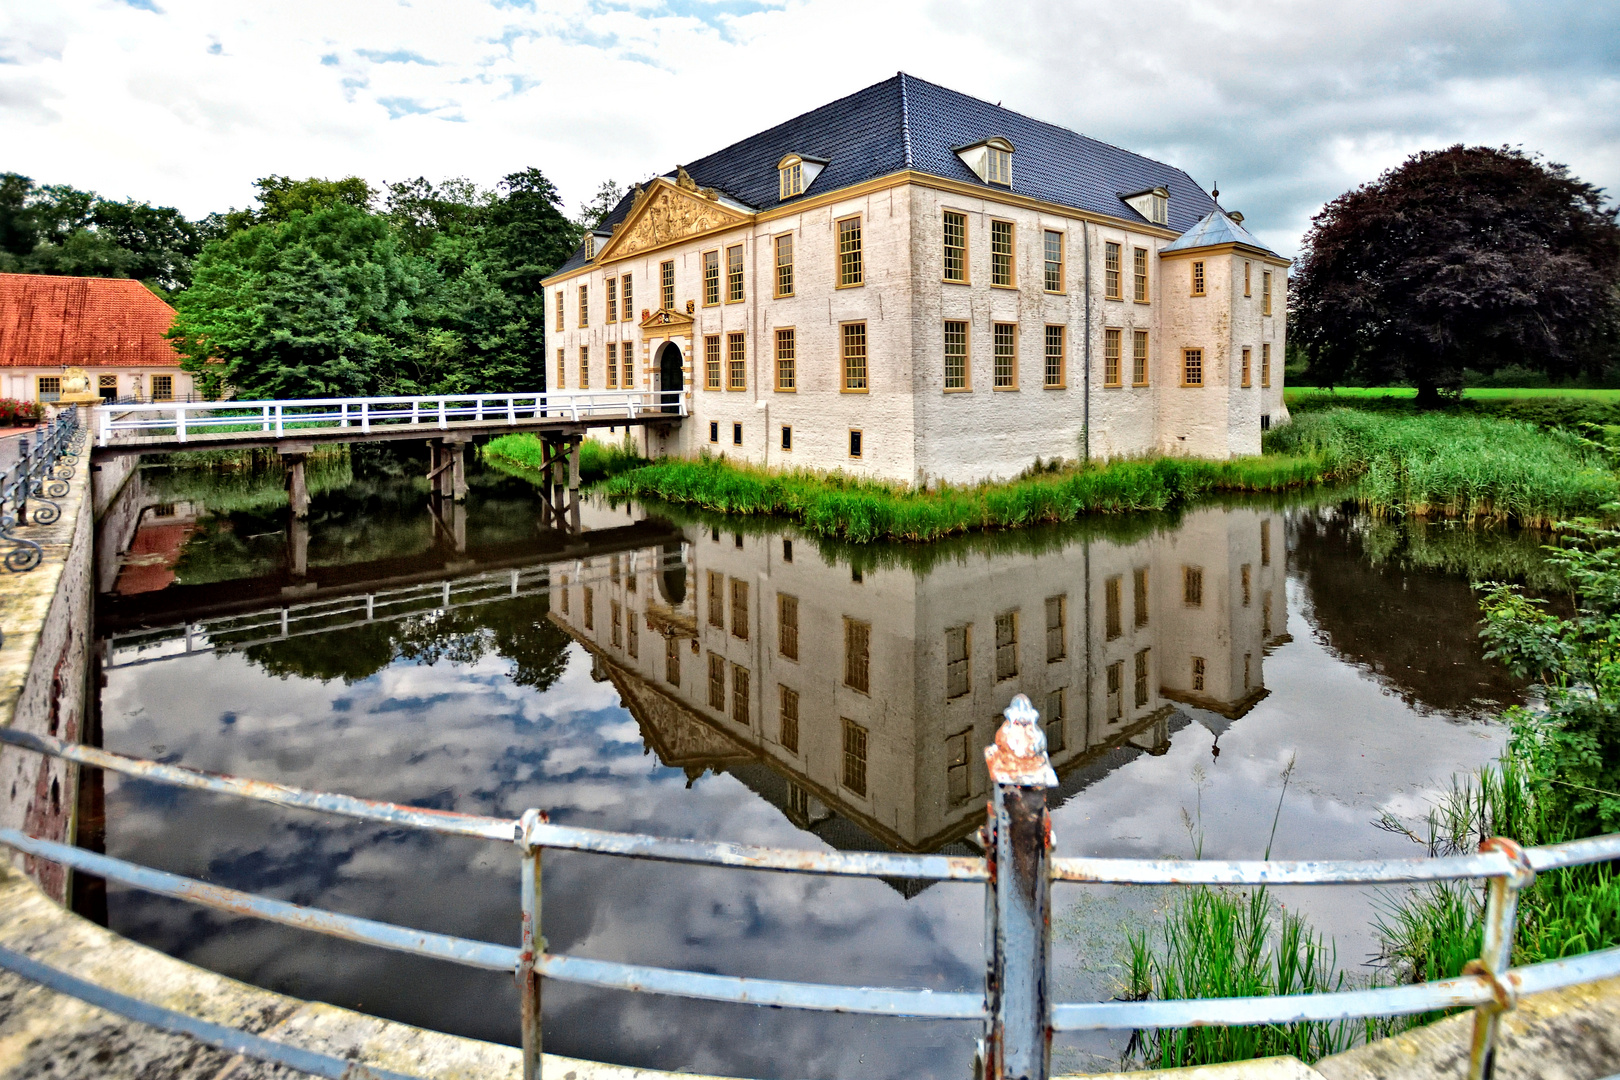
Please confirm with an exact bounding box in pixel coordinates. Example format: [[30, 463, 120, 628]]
[[596, 178, 752, 264], [639, 306, 695, 332]]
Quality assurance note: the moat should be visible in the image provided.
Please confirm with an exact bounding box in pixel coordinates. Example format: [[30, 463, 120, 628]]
[[82, 446, 1528, 1078]]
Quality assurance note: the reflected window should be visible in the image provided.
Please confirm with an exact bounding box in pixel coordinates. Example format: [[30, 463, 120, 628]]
[[1261, 520, 1272, 566], [1046, 595, 1067, 661], [559, 578, 569, 614], [946, 625, 971, 699], [628, 612, 639, 658], [1244, 653, 1252, 691], [1106, 662, 1123, 721], [731, 579, 750, 640], [1192, 656, 1206, 692], [779, 686, 799, 753], [842, 718, 868, 796], [1263, 591, 1273, 638], [1134, 567, 1149, 626], [731, 664, 750, 726], [995, 611, 1019, 681], [1242, 564, 1252, 606], [583, 586, 594, 630], [782, 539, 793, 563], [665, 635, 680, 686], [708, 653, 726, 710], [1134, 648, 1150, 707], [611, 601, 622, 647], [1045, 689, 1066, 753], [788, 782, 810, 818], [707, 571, 725, 629], [1105, 577, 1122, 640], [947, 728, 973, 803], [844, 618, 871, 693], [778, 594, 799, 660], [1183, 566, 1203, 608]]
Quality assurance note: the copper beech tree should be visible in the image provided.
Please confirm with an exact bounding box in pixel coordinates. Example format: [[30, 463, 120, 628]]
[[1291, 146, 1620, 404]]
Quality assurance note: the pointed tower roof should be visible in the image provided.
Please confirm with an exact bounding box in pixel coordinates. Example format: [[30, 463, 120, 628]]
[[1161, 207, 1281, 259]]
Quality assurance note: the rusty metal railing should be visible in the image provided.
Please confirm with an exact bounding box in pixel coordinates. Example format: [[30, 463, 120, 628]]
[[2, 698, 1619, 1080]]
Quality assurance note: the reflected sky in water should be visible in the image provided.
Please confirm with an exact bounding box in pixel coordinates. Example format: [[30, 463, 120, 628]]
[[93, 454, 1524, 1077]]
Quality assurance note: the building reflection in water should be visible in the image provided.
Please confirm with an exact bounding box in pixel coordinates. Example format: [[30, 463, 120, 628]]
[[549, 504, 1287, 858]]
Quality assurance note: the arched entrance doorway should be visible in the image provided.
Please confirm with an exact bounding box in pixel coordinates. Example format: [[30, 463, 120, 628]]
[[657, 342, 683, 413]]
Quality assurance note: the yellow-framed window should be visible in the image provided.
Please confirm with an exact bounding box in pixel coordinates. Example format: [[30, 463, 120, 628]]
[[775, 327, 796, 391], [993, 322, 1017, 389], [774, 234, 794, 297], [1132, 330, 1149, 386], [1043, 229, 1064, 293], [554, 289, 564, 332], [1191, 260, 1206, 297], [150, 374, 174, 401], [703, 250, 720, 306], [1103, 328, 1122, 388], [1103, 241, 1121, 300], [660, 260, 675, 310], [621, 273, 633, 320], [704, 335, 721, 390], [578, 284, 589, 328], [779, 160, 803, 200], [606, 276, 618, 322], [944, 320, 968, 391], [837, 216, 863, 287], [1241, 346, 1252, 387], [986, 146, 1011, 186], [621, 341, 635, 388], [1183, 347, 1203, 387], [606, 342, 619, 389], [1133, 247, 1149, 302], [1044, 325, 1065, 388], [556, 348, 565, 390], [36, 375, 61, 402], [579, 345, 590, 389], [1244, 262, 1252, 297], [1263, 271, 1273, 315], [841, 321, 868, 391], [1262, 343, 1272, 387], [942, 211, 967, 282], [726, 244, 744, 302], [990, 220, 1014, 287], [727, 332, 746, 390]]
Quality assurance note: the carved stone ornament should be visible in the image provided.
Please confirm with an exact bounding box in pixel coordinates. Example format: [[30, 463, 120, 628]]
[[984, 694, 1058, 787], [598, 180, 750, 262], [57, 366, 100, 405], [640, 307, 695, 330]]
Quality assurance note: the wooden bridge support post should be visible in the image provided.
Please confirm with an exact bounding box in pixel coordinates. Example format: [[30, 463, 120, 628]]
[[287, 514, 309, 578], [278, 443, 313, 520], [568, 436, 582, 532], [446, 434, 470, 504]]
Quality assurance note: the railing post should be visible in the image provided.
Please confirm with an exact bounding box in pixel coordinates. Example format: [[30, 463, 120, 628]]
[[176, 405, 187, 443], [1467, 837, 1534, 1080], [517, 808, 545, 1080], [16, 434, 29, 524], [983, 694, 1057, 1080]]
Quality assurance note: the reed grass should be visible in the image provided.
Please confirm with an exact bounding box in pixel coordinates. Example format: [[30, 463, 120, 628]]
[[482, 433, 647, 484]]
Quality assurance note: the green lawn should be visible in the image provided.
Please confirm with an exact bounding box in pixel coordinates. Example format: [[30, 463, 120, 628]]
[[1287, 387, 1620, 402]]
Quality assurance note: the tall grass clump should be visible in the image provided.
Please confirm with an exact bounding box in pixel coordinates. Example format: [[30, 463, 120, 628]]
[[598, 452, 1325, 544], [482, 433, 647, 484], [1265, 409, 1619, 526]]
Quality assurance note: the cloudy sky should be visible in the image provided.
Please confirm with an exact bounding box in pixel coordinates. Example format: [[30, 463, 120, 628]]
[[4, 0, 1618, 257]]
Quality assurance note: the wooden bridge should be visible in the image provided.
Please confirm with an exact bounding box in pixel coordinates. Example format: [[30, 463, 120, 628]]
[[89, 390, 685, 519]]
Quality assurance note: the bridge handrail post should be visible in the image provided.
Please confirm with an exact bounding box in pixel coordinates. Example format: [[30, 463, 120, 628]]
[[261, 404, 269, 433], [411, 399, 420, 427], [362, 402, 370, 434], [508, 397, 516, 425], [518, 809, 544, 1080], [176, 404, 187, 444], [439, 399, 447, 431], [97, 407, 110, 448], [275, 404, 283, 438], [1467, 838, 1534, 1080]]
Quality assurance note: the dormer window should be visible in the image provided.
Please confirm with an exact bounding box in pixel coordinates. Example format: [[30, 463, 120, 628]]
[[1123, 187, 1170, 226], [955, 137, 1014, 187], [777, 154, 827, 202]]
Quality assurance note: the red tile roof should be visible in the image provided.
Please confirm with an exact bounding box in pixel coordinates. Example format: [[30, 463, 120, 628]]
[[0, 272, 181, 369]]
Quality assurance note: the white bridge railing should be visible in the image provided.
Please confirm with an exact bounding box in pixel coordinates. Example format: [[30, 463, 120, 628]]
[[93, 390, 687, 447]]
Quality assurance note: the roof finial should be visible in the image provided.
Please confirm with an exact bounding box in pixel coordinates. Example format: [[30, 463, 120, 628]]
[[1211, 181, 1220, 205]]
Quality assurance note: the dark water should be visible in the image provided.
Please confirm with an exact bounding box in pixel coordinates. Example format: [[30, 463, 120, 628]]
[[89, 450, 1529, 1078]]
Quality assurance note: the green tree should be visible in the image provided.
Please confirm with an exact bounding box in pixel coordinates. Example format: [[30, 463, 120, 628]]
[[1292, 146, 1620, 405], [574, 179, 627, 232], [0, 172, 202, 291], [479, 167, 584, 391]]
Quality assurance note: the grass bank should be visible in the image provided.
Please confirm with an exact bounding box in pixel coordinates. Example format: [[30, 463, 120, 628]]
[[598, 453, 1325, 543], [481, 433, 646, 485], [1265, 409, 1619, 527]]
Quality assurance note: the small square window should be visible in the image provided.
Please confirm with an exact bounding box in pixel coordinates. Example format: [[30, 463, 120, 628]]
[[709, 421, 719, 443], [733, 422, 743, 446], [849, 429, 863, 458], [781, 425, 792, 451]]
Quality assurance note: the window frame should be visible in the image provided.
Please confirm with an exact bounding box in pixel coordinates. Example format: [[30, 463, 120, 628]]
[[779, 156, 804, 200], [1262, 271, 1273, 316], [621, 273, 633, 322], [986, 145, 1012, 186], [774, 232, 794, 298], [1042, 228, 1065, 293], [992, 321, 1018, 391], [578, 345, 590, 389], [1044, 324, 1065, 389], [1103, 327, 1123, 389], [554, 289, 564, 332], [1262, 342, 1272, 388], [578, 283, 589, 328], [606, 276, 618, 323], [150, 374, 174, 402], [841, 717, 868, 796], [848, 428, 863, 459], [1133, 247, 1150, 303], [727, 331, 746, 392], [774, 326, 796, 392], [843, 618, 871, 694], [1241, 346, 1252, 388], [1244, 262, 1252, 298], [840, 320, 868, 393], [942, 210, 969, 284], [702, 249, 721, 307], [836, 214, 864, 289], [989, 218, 1016, 288], [725, 244, 745, 303], [606, 341, 619, 390], [1132, 329, 1150, 387], [1182, 347, 1204, 388], [1103, 241, 1122, 300], [35, 374, 62, 402], [943, 319, 970, 393], [1190, 260, 1206, 297], [660, 260, 675, 310], [703, 335, 722, 391], [556, 348, 565, 391], [945, 624, 971, 699]]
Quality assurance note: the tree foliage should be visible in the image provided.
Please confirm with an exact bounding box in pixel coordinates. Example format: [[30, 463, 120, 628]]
[[1291, 146, 1620, 404]]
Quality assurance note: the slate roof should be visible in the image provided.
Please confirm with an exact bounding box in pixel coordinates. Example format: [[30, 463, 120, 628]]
[[0, 273, 180, 368], [1161, 207, 1279, 257], [557, 73, 1217, 275]]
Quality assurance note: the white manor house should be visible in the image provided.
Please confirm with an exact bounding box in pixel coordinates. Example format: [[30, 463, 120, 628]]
[[543, 74, 1289, 485]]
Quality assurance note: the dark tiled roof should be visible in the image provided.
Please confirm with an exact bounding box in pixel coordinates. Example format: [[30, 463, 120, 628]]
[[0, 273, 180, 368], [556, 73, 1215, 275]]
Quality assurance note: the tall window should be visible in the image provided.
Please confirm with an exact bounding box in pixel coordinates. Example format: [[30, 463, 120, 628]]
[[778, 594, 799, 659], [1134, 247, 1149, 302], [986, 145, 1011, 185], [727, 332, 746, 391], [1044, 325, 1065, 388], [1132, 330, 1149, 386], [621, 273, 633, 320], [779, 686, 799, 753], [844, 618, 871, 693], [606, 342, 619, 389], [1045, 690, 1066, 753], [1262, 271, 1273, 315], [775, 234, 794, 297], [990, 220, 1014, 287], [1134, 567, 1149, 626], [944, 321, 968, 391], [942, 211, 967, 282], [1262, 343, 1272, 388], [1261, 520, 1271, 566], [1242, 564, 1252, 607], [1183, 565, 1203, 607], [837, 217, 863, 287], [703, 250, 720, 306], [1103, 328, 1122, 388], [1105, 575, 1122, 639], [947, 729, 973, 803], [731, 664, 750, 726], [664, 633, 680, 686], [842, 322, 868, 391], [707, 571, 725, 628], [556, 348, 565, 390], [606, 277, 618, 322], [726, 244, 744, 302], [1192, 656, 1206, 692], [993, 323, 1016, 389], [1134, 648, 1150, 707], [622, 343, 634, 389], [1107, 661, 1123, 720], [554, 289, 564, 331], [1241, 346, 1252, 388], [578, 284, 589, 327], [994, 610, 1018, 680], [842, 718, 868, 795], [1183, 348, 1203, 387], [579, 345, 590, 389], [660, 260, 674, 309], [731, 578, 749, 639], [779, 158, 803, 200], [1244, 262, 1252, 297], [1043, 229, 1063, 292], [946, 625, 971, 698], [704, 335, 721, 390], [1104, 241, 1121, 300], [1191, 260, 1206, 296], [708, 653, 726, 710], [775, 328, 796, 391], [628, 608, 639, 658], [1046, 594, 1066, 661]]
